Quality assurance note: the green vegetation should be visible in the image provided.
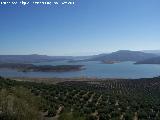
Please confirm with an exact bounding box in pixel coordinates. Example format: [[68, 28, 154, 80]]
[[0, 76, 160, 120]]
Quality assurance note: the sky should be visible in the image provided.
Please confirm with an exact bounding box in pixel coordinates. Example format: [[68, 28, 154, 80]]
[[0, 0, 160, 56]]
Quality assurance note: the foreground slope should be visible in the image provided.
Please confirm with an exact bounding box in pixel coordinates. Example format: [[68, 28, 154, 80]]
[[0, 76, 160, 120]]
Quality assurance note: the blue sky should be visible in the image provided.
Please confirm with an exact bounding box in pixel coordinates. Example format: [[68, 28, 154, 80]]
[[0, 0, 160, 56]]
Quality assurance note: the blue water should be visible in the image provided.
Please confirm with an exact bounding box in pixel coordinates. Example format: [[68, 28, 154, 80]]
[[0, 61, 160, 78]]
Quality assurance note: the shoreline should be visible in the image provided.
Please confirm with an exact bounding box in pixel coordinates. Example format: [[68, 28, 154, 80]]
[[6, 75, 159, 85], [8, 77, 126, 84]]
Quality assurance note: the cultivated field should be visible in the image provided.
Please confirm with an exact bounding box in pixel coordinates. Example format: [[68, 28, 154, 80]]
[[0, 77, 160, 120]]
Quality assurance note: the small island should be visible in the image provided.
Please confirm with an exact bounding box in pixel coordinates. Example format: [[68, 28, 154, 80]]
[[0, 63, 84, 72], [102, 60, 120, 64]]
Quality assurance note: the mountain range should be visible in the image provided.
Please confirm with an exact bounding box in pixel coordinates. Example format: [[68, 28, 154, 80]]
[[0, 54, 73, 63], [135, 56, 160, 64], [86, 50, 158, 62], [142, 50, 160, 55], [0, 50, 160, 64]]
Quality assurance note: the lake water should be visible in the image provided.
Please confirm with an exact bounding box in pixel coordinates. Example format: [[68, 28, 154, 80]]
[[0, 61, 160, 79]]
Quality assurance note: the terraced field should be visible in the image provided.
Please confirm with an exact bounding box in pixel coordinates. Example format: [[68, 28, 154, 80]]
[[0, 76, 160, 120]]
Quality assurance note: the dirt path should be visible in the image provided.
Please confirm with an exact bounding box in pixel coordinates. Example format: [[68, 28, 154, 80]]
[[120, 113, 125, 120], [133, 112, 138, 120], [96, 95, 102, 106], [52, 106, 64, 120], [88, 93, 95, 102]]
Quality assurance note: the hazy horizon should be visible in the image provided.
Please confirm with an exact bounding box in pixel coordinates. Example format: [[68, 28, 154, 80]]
[[0, 49, 160, 56]]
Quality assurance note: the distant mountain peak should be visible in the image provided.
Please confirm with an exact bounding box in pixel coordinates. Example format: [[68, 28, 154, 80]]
[[87, 50, 158, 62]]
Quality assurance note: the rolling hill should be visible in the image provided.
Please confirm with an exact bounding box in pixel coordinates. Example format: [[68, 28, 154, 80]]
[[0, 54, 73, 63], [87, 50, 158, 62], [142, 50, 160, 55], [136, 56, 160, 64]]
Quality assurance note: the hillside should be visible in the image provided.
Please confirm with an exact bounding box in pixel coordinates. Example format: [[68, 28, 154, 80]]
[[0, 77, 160, 120], [0, 63, 84, 72], [87, 50, 158, 62], [0, 54, 73, 63], [136, 56, 160, 64], [142, 50, 160, 55]]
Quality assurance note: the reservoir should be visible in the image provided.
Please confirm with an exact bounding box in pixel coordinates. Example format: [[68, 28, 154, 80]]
[[0, 61, 160, 78]]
